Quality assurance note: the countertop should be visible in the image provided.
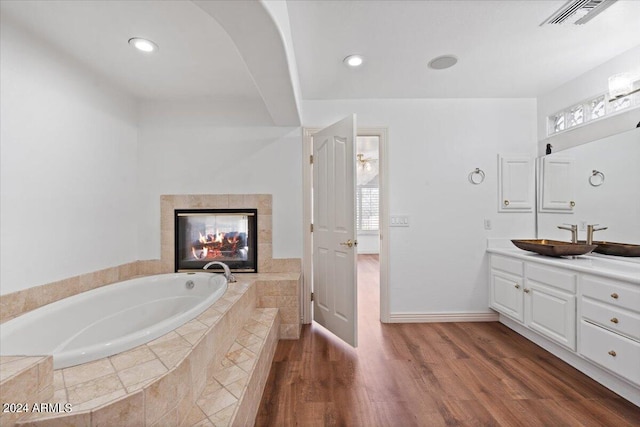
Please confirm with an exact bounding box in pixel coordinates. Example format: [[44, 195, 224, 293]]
[[487, 243, 640, 285]]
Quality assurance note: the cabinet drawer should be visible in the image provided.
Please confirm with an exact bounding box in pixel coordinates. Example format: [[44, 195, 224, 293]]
[[527, 263, 576, 293], [581, 298, 640, 342], [582, 275, 640, 313], [491, 255, 524, 277], [580, 320, 640, 386]]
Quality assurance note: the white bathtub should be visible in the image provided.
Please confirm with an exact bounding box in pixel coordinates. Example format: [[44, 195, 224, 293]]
[[0, 272, 227, 369]]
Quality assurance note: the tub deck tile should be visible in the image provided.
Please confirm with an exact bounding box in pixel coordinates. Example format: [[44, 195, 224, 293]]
[[109, 346, 157, 371], [117, 358, 167, 389], [148, 332, 192, 369], [62, 359, 115, 388], [197, 387, 237, 417], [66, 373, 125, 408], [187, 307, 280, 427]]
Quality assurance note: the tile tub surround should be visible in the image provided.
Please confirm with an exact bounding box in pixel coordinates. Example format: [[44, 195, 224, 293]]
[[0, 356, 53, 427], [1, 274, 293, 426]]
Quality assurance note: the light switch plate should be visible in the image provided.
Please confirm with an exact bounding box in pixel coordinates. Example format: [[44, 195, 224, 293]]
[[390, 215, 409, 227]]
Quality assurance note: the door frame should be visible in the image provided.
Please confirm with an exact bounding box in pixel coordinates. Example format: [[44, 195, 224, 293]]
[[302, 127, 390, 324]]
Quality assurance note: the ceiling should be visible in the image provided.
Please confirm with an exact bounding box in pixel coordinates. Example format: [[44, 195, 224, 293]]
[[287, 0, 640, 99], [0, 0, 263, 103], [2, 0, 640, 117]]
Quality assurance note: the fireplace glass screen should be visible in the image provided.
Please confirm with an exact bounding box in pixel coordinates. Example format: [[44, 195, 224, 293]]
[[175, 209, 257, 273]]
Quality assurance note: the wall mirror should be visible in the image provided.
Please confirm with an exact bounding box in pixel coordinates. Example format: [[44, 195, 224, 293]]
[[536, 127, 640, 249]]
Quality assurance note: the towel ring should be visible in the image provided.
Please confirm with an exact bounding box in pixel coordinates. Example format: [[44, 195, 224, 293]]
[[469, 168, 485, 185], [589, 170, 605, 187]]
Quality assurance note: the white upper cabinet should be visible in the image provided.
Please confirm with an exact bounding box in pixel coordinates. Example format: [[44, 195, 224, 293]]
[[539, 156, 575, 212], [498, 154, 534, 212]]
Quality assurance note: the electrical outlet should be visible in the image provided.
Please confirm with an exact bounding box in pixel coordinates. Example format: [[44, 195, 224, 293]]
[[390, 215, 410, 227], [484, 219, 492, 230]]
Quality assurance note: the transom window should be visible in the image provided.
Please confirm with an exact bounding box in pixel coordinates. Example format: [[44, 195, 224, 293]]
[[547, 91, 639, 136]]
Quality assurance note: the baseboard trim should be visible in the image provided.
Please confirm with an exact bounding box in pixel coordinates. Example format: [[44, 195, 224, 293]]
[[388, 312, 499, 323]]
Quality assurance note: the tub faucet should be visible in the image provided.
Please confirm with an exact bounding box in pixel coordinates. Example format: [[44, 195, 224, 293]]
[[557, 224, 578, 243], [586, 224, 608, 245], [203, 261, 236, 283]]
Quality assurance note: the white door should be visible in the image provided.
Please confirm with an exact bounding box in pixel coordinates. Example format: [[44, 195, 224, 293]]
[[312, 115, 358, 347]]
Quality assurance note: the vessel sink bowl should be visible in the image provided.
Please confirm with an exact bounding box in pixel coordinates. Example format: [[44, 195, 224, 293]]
[[511, 239, 597, 257], [592, 241, 640, 257]]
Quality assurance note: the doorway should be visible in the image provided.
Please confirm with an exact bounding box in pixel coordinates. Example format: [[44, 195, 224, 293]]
[[302, 127, 389, 327], [355, 136, 381, 324]]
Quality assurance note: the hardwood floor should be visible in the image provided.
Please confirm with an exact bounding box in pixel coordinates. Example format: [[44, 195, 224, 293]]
[[256, 254, 640, 426]]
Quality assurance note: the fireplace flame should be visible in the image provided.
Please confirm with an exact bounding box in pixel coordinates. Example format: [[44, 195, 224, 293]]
[[191, 230, 241, 261]]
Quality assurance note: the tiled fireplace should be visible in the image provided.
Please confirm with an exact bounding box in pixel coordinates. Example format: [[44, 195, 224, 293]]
[[175, 208, 258, 273], [160, 194, 300, 274]]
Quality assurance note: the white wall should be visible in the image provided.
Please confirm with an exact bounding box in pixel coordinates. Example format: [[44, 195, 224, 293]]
[[303, 99, 537, 314], [136, 102, 303, 261], [537, 45, 640, 154], [0, 18, 139, 295]]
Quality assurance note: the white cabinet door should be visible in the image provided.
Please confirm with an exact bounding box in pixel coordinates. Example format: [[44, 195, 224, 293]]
[[539, 156, 575, 212], [490, 271, 524, 322], [525, 281, 576, 350], [498, 155, 534, 212]]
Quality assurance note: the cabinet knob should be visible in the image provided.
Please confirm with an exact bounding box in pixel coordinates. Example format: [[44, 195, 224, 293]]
[[608, 350, 617, 357], [610, 293, 619, 299], [524, 288, 530, 293], [570, 201, 575, 207], [504, 200, 510, 206], [514, 284, 520, 289], [610, 317, 619, 324]]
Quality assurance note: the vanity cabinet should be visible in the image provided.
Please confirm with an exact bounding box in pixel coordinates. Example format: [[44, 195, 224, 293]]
[[488, 249, 640, 405], [579, 275, 640, 386], [490, 255, 576, 350]]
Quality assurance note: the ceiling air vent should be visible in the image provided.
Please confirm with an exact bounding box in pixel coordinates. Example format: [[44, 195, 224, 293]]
[[541, 0, 618, 25]]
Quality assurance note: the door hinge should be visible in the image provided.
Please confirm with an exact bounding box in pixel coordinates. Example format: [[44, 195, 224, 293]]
[[310, 223, 314, 232], [310, 155, 314, 164], [311, 292, 314, 302]]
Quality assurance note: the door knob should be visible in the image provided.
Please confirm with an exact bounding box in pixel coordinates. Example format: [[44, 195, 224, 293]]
[[340, 239, 357, 248]]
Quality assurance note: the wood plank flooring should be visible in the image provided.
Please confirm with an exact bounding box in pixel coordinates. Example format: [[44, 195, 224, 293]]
[[256, 254, 640, 426]]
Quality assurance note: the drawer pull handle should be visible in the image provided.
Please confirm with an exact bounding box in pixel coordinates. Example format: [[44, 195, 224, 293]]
[[524, 288, 530, 293], [514, 284, 520, 289], [610, 318, 619, 324], [608, 350, 617, 357], [610, 293, 619, 299]]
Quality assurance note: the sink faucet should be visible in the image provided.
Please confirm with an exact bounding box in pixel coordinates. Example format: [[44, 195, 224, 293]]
[[203, 261, 236, 283], [558, 224, 578, 243], [587, 224, 608, 245]]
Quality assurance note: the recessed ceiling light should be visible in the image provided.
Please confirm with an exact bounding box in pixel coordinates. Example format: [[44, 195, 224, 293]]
[[344, 55, 364, 67], [128, 37, 158, 53], [428, 55, 458, 70]]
